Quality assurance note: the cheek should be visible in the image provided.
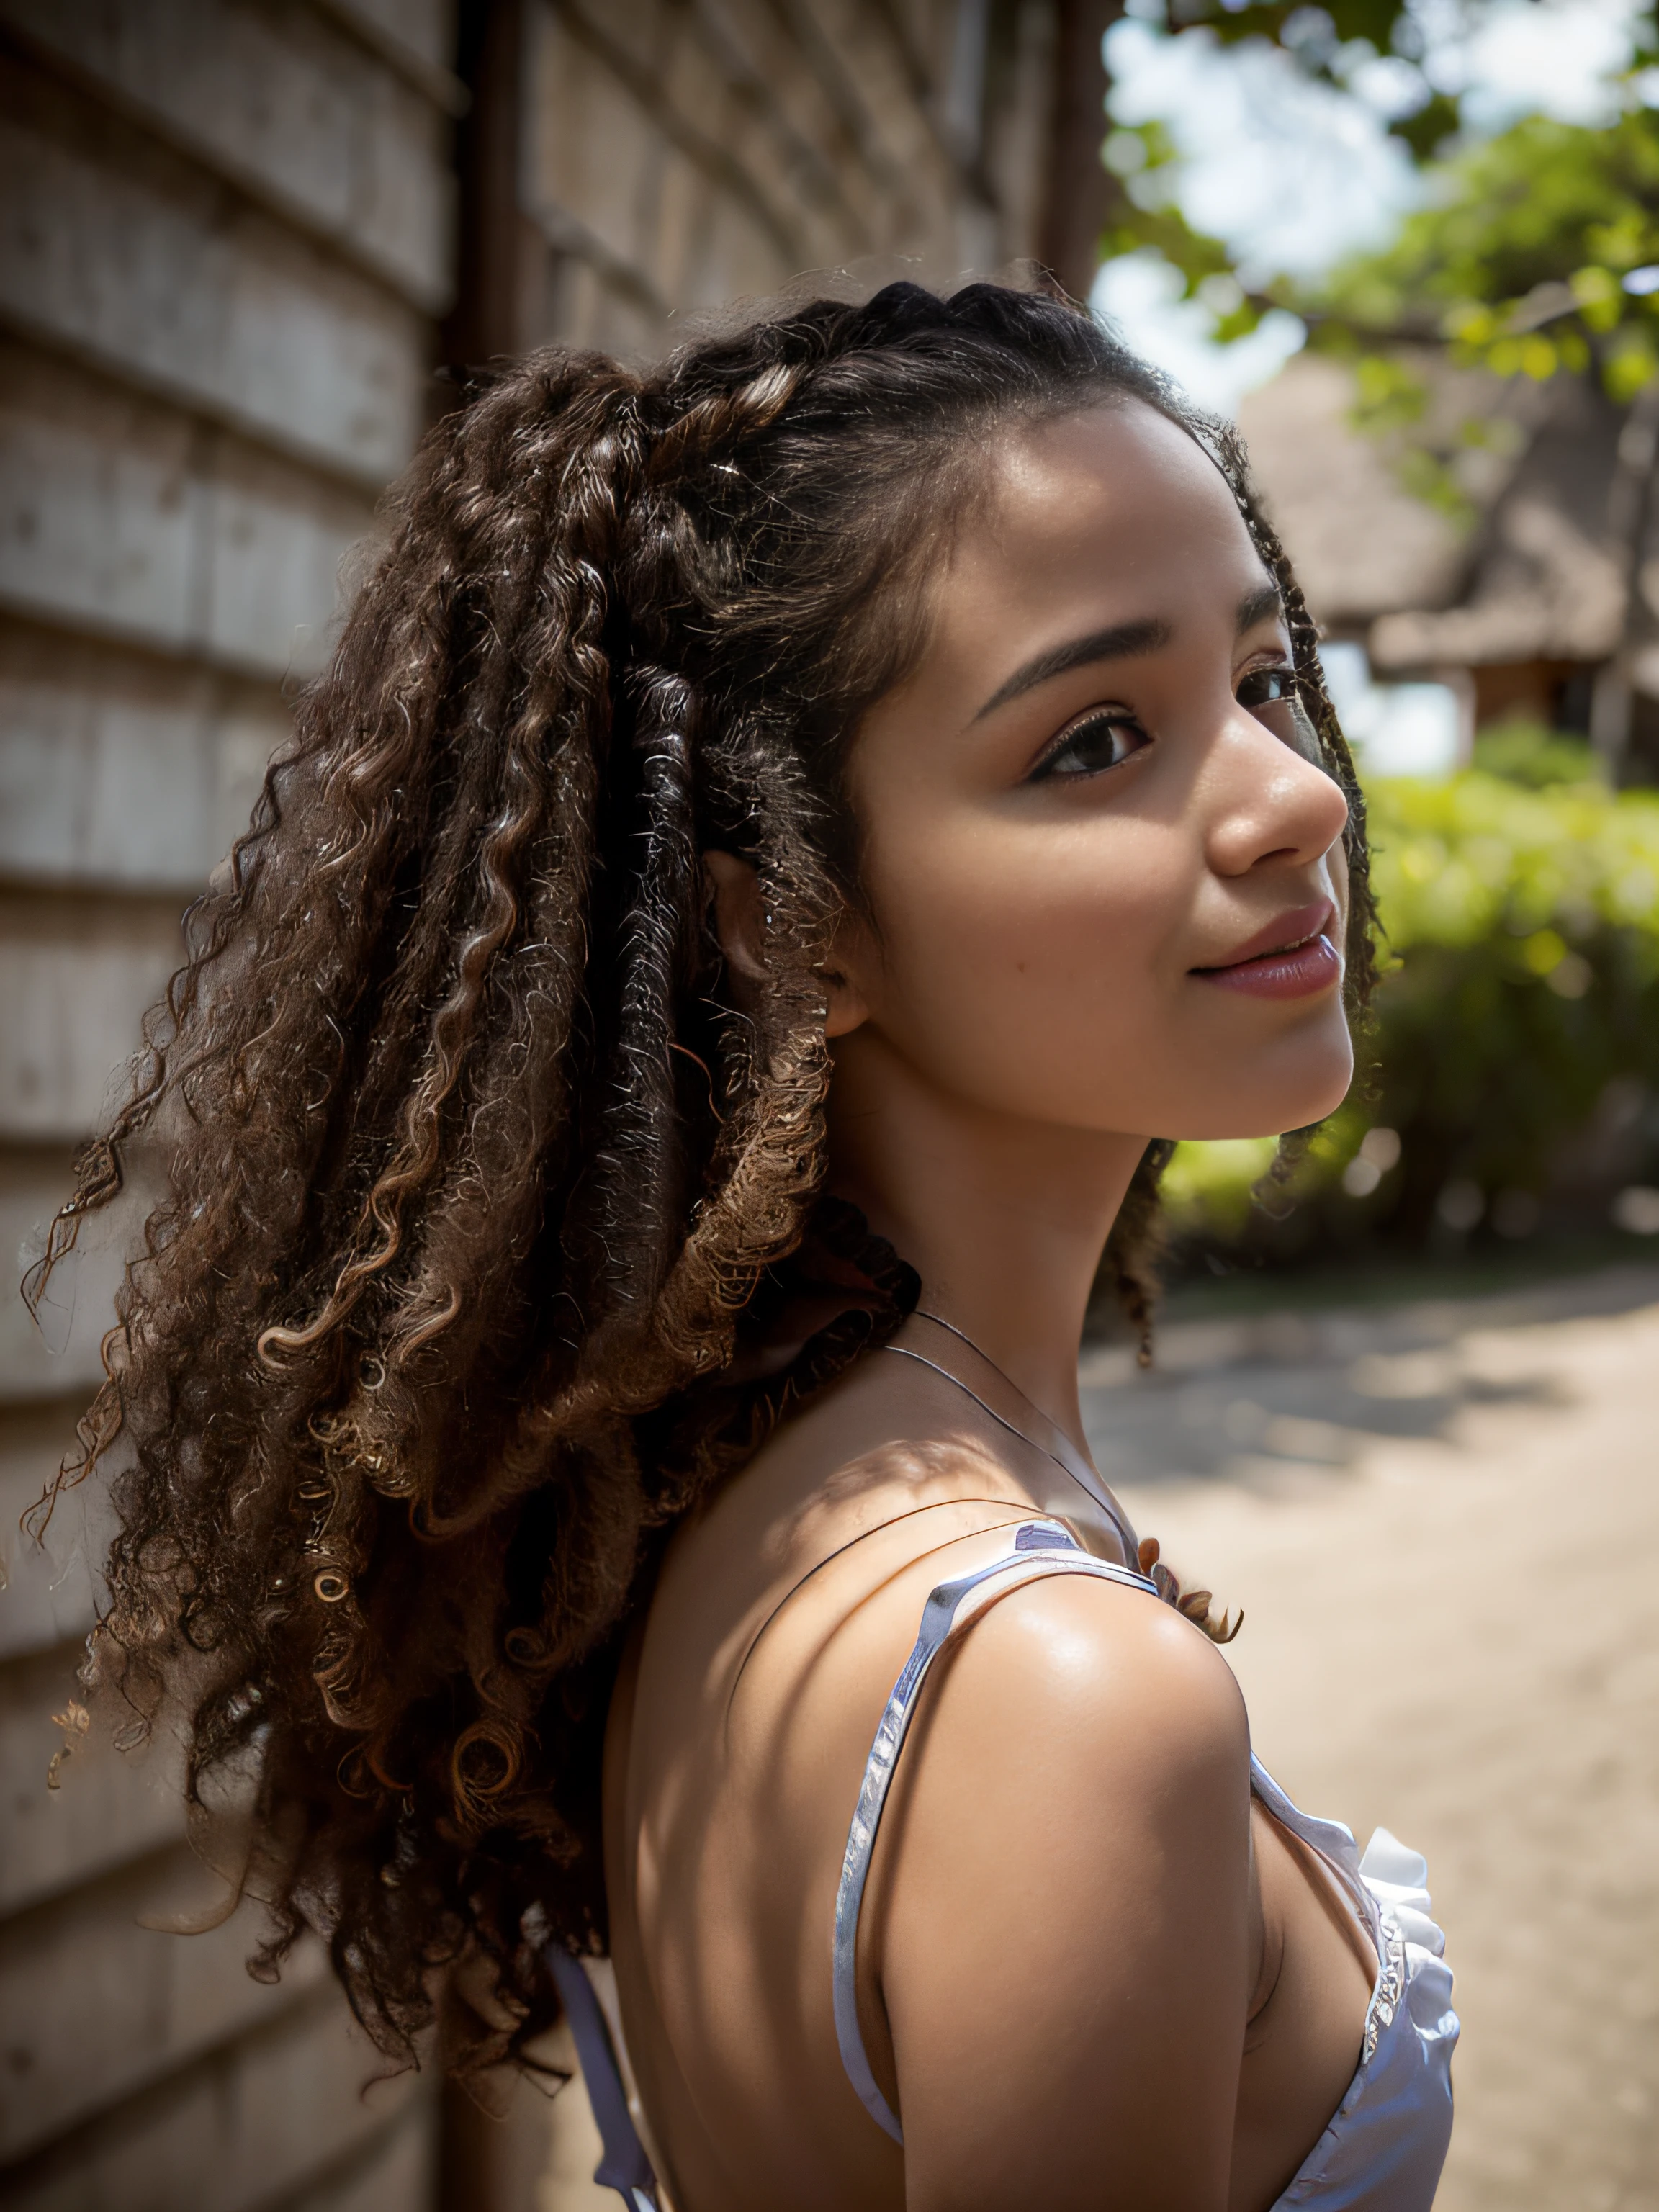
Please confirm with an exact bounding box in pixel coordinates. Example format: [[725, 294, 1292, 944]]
[[862, 814, 1192, 1114], [855, 804, 1357, 1139]]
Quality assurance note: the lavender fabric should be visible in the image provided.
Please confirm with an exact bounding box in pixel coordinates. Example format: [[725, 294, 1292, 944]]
[[833, 1523, 1458, 2210], [562, 1519, 1457, 2211], [544, 1947, 660, 2212]]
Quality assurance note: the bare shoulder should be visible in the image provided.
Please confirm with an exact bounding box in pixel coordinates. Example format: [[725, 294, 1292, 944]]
[[887, 1568, 1251, 1872], [957, 1564, 1249, 1768], [867, 1575, 1256, 2209]]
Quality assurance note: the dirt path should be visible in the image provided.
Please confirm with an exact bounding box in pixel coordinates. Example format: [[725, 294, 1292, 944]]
[[1085, 1264, 1659, 2212]]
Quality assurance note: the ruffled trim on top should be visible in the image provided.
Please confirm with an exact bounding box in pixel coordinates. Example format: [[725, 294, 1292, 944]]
[[1359, 1827, 1447, 1961], [1277, 1824, 1457, 2205]]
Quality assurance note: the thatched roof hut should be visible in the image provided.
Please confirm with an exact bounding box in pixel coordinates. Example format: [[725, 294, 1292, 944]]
[[1239, 352, 1655, 774]]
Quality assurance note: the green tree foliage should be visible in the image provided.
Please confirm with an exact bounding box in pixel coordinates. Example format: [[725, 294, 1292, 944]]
[[1120, 0, 1467, 156], [1095, 0, 1473, 337], [1098, 116, 1290, 343], [1100, 9, 1659, 379], [1312, 109, 1659, 402]]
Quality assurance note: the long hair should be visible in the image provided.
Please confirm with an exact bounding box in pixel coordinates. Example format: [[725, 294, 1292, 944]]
[[26, 281, 1373, 2072]]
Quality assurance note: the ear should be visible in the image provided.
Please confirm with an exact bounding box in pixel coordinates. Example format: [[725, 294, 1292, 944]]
[[703, 850, 870, 1038], [703, 850, 768, 981]]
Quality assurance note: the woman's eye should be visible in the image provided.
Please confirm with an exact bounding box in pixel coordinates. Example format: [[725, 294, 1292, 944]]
[[1237, 665, 1298, 711], [1033, 711, 1148, 781]]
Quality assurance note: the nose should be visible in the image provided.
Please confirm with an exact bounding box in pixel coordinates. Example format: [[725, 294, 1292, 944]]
[[1201, 701, 1351, 881]]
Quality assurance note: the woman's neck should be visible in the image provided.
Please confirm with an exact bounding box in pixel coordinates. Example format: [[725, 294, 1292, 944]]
[[825, 1033, 1148, 1448]]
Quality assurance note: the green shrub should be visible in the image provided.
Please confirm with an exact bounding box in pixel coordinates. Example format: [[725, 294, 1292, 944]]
[[1160, 1136, 1280, 1244], [1161, 750, 1659, 1262], [1469, 720, 1601, 788]]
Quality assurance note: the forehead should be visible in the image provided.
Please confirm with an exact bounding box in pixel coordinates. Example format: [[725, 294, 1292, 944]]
[[939, 397, 1267, 636]]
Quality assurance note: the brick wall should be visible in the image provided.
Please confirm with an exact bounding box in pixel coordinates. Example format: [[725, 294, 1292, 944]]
[[0, 5, 1068, 2207]]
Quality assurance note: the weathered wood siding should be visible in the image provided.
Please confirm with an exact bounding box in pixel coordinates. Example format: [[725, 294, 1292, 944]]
[[0, 3, 458, 2206], [480, 0, 1056, 363], [0, 4, 1060, 2207]]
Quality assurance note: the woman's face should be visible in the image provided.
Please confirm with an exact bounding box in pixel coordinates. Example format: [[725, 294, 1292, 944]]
[[835, 398, 1354, 1144]]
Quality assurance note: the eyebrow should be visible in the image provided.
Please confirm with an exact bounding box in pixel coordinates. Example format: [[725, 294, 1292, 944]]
[[1236, 580, 1285, 636], [973, 616, 1170, 721], [972, 579, 1286, 723]]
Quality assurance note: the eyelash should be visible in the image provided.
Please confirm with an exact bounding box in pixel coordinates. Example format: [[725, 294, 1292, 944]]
[[1029, 709, 1146, 781], [1029, 663, 1300, 782], [1236, 665, 1298, 711]]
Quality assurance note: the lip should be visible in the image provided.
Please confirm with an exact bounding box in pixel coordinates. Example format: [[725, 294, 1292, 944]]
[[1192, 901, 1342, 1001]]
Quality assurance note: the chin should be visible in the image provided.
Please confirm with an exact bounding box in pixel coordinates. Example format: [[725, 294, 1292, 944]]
[[1169, 1034, 1355, 1144], [1259, 1051, 1355, 1137]]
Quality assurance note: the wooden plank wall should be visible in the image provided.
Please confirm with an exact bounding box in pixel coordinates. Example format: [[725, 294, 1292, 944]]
[[477, 0, 1057, 364], [0, 4, 1060, 2208], [0, 3, 458, 2206]]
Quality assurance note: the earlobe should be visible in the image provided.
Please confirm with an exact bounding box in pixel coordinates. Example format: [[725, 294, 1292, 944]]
[[823, 966, 869, 1039], [819, 909, 871, 1038]]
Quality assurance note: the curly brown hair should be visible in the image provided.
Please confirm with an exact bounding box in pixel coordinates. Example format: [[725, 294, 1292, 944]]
[[27, 279, 1374, 2075]]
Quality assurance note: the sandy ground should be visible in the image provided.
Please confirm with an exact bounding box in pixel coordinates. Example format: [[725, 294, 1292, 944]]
[[1087, 1264, 1659, 2212], [539, 1263, 1659, 2209]]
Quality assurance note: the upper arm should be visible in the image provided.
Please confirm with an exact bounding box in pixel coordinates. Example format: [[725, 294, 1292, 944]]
[[868, 1578, 1254, 2212]]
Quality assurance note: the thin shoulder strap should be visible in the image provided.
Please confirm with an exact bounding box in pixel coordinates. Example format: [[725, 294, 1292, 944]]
[[1248, 1755, 1385, 1950], [832, 1519, 1159, 2145], [545, 1947, 661, 2212]]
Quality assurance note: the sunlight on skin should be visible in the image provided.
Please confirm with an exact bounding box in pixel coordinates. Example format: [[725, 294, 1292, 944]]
[[817, 400, 1347, 1431], [616, 403, 1381, 2212]]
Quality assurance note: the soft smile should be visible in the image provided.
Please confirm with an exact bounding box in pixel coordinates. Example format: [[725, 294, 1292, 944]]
[[1191, 902, 1342, 1001]]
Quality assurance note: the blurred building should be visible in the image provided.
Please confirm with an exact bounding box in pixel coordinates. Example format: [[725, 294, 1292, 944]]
[[1241, 350, 1659, 783], [0, 3, 1103, 2209]]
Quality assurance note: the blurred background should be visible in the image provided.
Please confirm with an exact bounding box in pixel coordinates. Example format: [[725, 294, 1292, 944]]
[[1, 1, 1657, 2207]]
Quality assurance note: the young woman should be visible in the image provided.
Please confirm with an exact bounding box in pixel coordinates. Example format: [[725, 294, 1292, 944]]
[[36, 282, 1456, 2211]]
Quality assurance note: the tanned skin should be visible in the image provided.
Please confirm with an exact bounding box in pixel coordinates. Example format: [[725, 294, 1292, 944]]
[[603, 402, 1377, 2211]]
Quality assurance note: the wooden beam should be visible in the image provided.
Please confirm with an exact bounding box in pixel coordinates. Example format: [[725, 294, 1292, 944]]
[[1040, 0, 1122, 303], [444, 0, 533, 372], [0, 2, 457, 317]]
